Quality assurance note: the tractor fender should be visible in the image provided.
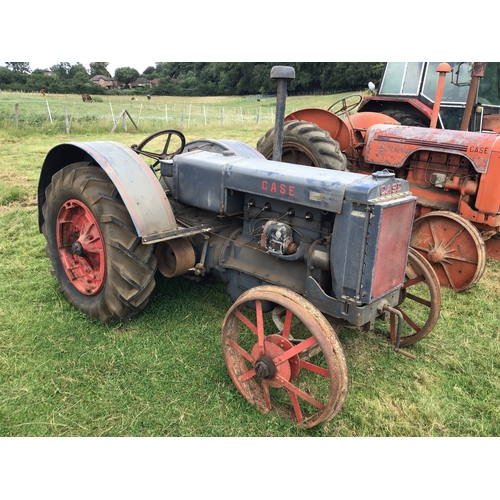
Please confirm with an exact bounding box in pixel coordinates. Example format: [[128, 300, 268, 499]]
[[37, 141, 177, 242], [285, 108, 351, 152]]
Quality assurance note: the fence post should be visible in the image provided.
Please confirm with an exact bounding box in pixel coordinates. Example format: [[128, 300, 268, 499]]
[[138, 103, 143, 124], [65, 106, 70, 134], [14, 103, 19, 129], [46, 100, 53, 124]]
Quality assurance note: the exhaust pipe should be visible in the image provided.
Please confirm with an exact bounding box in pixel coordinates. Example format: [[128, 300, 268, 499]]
[[270, 66, 295, 161]]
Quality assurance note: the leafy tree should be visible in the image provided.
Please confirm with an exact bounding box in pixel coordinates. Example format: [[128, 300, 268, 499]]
[[89, 62, 111, 77], [50, 62, 72, 80], [5, 62, 31, 73], [69, 63, 89, 79], [26, 73, 51, 92], [114, 67, 140, 86], [0, 67, 13, 85]]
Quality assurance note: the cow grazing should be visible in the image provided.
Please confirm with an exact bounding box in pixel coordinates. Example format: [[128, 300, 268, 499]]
[[40, 88, 48, 96], [82, 94, 93, 103]]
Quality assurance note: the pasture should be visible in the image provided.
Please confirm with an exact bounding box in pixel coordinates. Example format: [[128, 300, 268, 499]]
[[0, 90, 499, 440], [0, 89, 342, 135]]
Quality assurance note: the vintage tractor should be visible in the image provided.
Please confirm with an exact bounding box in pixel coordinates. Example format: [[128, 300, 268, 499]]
[[257, 63, 500, 292], [37, 67, 441, 428], [357, 62, 500, 132]]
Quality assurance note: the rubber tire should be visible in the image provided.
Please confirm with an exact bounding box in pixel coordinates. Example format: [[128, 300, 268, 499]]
[[380, 109, 426, 127], [42, 162, 157, 323], [256, 120, 347, 170]]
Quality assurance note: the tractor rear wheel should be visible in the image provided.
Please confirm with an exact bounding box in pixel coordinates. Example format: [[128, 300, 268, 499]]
[[256, 120, 348, 170], [42, 162, 157, 322]]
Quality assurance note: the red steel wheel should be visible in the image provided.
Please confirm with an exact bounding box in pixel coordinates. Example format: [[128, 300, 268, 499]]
[[392, 248, 441, 347], [411, 211, 486, 292], [222, 285, 348, 428], [56, 199, 106, 295]]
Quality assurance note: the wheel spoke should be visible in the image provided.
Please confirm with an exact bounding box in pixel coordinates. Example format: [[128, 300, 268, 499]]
[[299, 359, 330, 377], [255, 300, 265, 356], [226, 338, 254, 363], [239, 367, 257, 383], [404, 275, 425, 288], [262, 381, 272, 412], [272, 335, 317, 367], [282, 309, 293, 339], [233, 308, 258, 334], [276, 373, 326, 411], [396, 306, 420, 333], [405, 292, 431, 308], [288, 390, 303, 423]]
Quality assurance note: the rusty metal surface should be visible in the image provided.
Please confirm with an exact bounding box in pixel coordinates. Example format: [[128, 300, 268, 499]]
[[222, 285, 348, 428], [285, 108, 351, 151], [411, 211, 487, 292], [155, 238, 195, 277], [39, 141, 177, 241], [365, 124, 499, 173], [485, 237, 500, 259]]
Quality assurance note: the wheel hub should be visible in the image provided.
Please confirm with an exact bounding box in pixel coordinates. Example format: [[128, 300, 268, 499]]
[[426, 240, 451, 264], [56, 199, 106, 296], [254, 356, 276, 379], [72, 241, 84, 256], [250, 334, 300, 388]]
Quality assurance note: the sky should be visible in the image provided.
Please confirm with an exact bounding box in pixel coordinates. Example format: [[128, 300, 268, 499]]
[[1, 1, 494, 68]]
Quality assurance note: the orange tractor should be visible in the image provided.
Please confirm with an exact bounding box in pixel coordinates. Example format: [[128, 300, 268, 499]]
[[257, 62, 500, 292]]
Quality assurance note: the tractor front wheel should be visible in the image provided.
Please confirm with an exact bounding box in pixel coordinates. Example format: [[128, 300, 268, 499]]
[[222, 286, 348, 428], [42, 162, 157, 322]]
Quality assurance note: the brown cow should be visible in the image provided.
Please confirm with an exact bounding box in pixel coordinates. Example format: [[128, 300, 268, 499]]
[[40, 88, 48, 96], [82, 94, 93, 103]]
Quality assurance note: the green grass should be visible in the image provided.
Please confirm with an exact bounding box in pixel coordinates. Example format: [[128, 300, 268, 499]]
[[0, 91, 499, 437], [0, 90, 356, 136]]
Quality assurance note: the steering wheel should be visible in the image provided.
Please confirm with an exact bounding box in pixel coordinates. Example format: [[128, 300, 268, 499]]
[[132, 129, 186, 171], [327, 94, 363, 116]]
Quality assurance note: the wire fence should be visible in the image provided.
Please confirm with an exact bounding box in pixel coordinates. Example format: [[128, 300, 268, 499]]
[[0, 93, 283, 134]]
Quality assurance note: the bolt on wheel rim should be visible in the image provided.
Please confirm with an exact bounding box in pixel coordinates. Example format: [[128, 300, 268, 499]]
[[56, 199, 106, 295]]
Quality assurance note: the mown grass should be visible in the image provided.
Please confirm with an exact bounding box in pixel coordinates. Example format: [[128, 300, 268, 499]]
[[0, 91, 499, 437]]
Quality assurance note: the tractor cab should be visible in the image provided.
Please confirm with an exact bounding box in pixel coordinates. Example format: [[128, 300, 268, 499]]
[[358, 62, 500, 132]]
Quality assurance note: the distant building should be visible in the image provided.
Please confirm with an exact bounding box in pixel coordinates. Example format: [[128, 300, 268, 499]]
[[91, 75, 119, 89]]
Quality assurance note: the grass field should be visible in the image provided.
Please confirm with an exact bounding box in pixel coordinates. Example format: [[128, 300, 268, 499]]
[[0, 90, 499, 438]]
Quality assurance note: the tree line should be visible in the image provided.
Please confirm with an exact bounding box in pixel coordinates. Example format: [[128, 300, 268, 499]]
[[0, 62, 385, 97]]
